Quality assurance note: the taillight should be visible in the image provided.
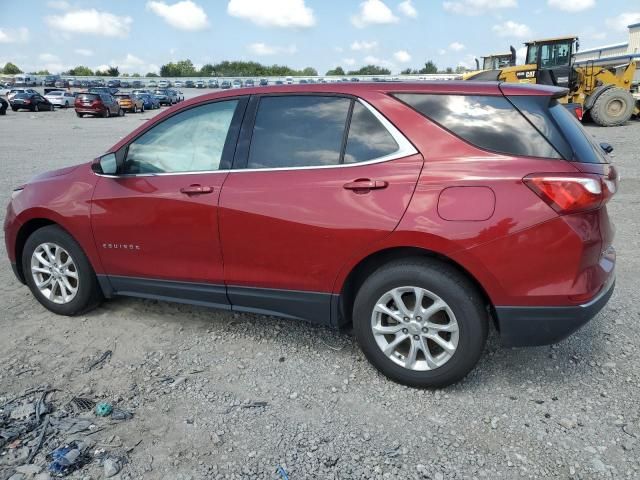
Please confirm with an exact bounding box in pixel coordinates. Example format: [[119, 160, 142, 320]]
[[523, 173, 617, 214], [574, 105, 583, 121]]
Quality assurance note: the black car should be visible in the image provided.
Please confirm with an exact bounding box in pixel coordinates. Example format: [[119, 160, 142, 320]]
[[107, 80, 121, 88], [259, 78, 268, 86], [131, 80, 144, 89], [10, 93, 54, 112], [184, 80, 195, 88], [0, 97, 7, 115], [244, 79, 255, 87], [43, 75, 60, 87], [220, 80, 231, 89], [120, 80, 130, 88]]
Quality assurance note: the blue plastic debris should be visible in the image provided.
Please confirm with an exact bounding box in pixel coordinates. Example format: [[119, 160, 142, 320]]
[[277, 465, 289, 480]]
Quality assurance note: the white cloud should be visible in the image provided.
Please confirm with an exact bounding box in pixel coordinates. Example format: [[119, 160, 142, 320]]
[[46, 9, 132, 37], [449, 41, 465, 51], [363, 55, 394, 68], [105, 54, 157, 74], [443, 0, 517, 16], [146, 1, 208, 31], [39, 53, 60, 63], [93, 64, 111, 73], [0, 27, 29, 44], [343, 58, 357, 66], [398, 0, 418, 18], [438, 49, 447, 55], [351, 0, 399, 28], [393, 50, 411, 62], [351, 40, 378, 51], [75, 48, 93, 56], [47, 0, 70, 9], [492, 20, 531, 38], [605, 12, 640, 32], [547, 0, 594, 12], [248, 42, 297, 55], [227, 0, 315, 28]]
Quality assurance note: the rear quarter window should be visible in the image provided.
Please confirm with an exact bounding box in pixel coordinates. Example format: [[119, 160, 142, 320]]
[[393, 93, 562, 159]]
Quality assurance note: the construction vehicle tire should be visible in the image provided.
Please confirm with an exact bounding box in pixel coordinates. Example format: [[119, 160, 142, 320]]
[[590, 88, 635, 127]]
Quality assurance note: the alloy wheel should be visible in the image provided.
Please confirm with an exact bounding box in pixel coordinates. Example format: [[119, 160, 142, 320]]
[[371, 286, 459, 371], [30, 242, 79, 305]]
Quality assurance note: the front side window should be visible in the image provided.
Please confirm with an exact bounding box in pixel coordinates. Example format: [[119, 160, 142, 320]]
[[247, 96, 351, 169], [394, 93, 561, 159], [540, 42, 572, 68], [526, 45, 539, 65], [123, 100, 239, 174]]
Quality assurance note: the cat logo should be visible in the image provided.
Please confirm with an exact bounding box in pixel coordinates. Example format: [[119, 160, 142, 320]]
[[515, 70, 537, 83]]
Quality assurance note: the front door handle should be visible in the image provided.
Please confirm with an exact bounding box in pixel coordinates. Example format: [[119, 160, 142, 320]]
[[343, 179, 388, 193], [180, 184, 214, 195]]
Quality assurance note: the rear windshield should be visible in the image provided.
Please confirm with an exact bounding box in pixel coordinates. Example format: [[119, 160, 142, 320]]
[[393, 93, 562, 159], [14, 93, 30, 99], [509, 96, 606, 164], [47, 91, 63, 96], [78, 94, 99, 101]]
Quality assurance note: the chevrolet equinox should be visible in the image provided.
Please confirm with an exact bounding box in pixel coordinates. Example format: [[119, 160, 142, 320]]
[[4, 82, 617, 387]]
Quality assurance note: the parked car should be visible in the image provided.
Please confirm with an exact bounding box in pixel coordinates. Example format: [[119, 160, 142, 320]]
[[137, 93, 160, 110], [208, 79, 219, 88], [169, 89, 183, 102], [80, 80, 89, 88], [44, 90, 76, 108], [120, 80, 130, 88], [43, 75, 60, 87], [10, 93, 54, 111], [88, 87, 113, 95], [259, 78, 268, 86], [184, 80, 195, 88], [231, 79, 242, 89], [220, 80, 231, 89], [298, 79, 307, 84], [147, 80, 158, 88], [174, 81, 183, 88], [0, 97, 7, 115], [2, 82, 618, 387], [115, 93, 144, 113], [195, 80, 205, 88], [158, 80, 170, 88], [107, 80, 121, 89], [244, 79, 255, 87], [7, 88, 37, 101], [152, 89, 173, 105], [54, 79, 69, 88], [274, 80, 284, 85], [71, 79, 82, 88], [131, 80, 144, 89], [74, 92, 123, 117]]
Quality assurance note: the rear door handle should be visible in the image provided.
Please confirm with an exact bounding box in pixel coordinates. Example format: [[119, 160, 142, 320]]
[[180, 184, 214, 195], [343, 179, 388, 192]]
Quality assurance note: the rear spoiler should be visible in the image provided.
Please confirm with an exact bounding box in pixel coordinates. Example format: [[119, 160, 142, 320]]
[[499, 82, 569, 99]]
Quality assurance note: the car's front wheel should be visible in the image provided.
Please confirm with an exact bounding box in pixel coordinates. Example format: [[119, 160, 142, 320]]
[[353, 259, 488, 388], [22, 225, 102, 316]]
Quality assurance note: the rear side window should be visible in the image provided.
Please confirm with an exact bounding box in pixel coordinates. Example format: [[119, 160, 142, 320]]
[[248, 96, 351, 169], [393, 93, 562, 159], [344, 102, 399, 164], [548, 100, 606, 164]]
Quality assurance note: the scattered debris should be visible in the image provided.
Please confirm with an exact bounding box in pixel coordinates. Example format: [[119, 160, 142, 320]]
[[47, 441, 91, 476], [277, 465, 290, 480], [103, 456, 122, 477], [65, 397, 95, 414], [95, 402, 113, 417], [86, 350, 112, 372], [241, 401, 268, 409], [111, 408, 134, 421]]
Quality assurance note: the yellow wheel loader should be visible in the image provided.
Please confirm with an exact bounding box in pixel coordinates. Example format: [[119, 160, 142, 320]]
[[463, 47, 517, 80], [466, 36, 638, 127]]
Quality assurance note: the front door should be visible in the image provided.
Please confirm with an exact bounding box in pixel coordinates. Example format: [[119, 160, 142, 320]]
[[219, 94, 423, 323], [91, 98, 246, 306]]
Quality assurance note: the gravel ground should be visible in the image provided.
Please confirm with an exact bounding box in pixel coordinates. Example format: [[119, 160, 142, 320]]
[[0, 93, 639, 480]]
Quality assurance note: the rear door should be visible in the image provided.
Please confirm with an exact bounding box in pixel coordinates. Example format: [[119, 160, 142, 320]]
[[219, 94, 423, 323]]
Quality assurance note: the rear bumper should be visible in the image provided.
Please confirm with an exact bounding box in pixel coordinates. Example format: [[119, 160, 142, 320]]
[[495, 277, 615, 347]]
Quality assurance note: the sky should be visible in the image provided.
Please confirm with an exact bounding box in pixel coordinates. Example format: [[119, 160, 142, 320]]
[[0, 0, 639, 75]]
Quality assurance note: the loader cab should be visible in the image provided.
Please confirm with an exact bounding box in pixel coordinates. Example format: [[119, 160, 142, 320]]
[[525, 36, 577, 89], [482, 47, 517, 71]]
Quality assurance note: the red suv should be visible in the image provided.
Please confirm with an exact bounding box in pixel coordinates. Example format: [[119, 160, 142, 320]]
[[75, 92, 123, 118], [4, 82, 617, 387]]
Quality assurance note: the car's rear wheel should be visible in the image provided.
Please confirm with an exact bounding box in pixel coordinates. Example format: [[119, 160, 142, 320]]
[[12, 107, 18, 112], [118, 108, 125, 117], [64, 101, 69, 108], [133, 105, 138, 113], [22, 225, 103, 316], [102, 108, 109, 118], [76, 112, 83, 118], [34, 104, 40, 112], [353, 259, 488, 388]]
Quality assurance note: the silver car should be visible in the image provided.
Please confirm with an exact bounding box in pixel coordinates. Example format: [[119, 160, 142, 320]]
[[44, 90, 76, 108]]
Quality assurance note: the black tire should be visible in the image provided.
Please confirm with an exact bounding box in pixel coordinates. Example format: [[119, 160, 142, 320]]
[[133, 105, 137, 113], [34, 104, 40, 112], [119, 108, 125, 117], [64, 101, 69, 108], [103, 108, 109, 118], [12, 107, 18, 112], [352, 258, 488, 388], [141, 104, 145, 112], [590, 88, 635, 127], [22, 225, 103, 316], [76, 112, 83, 118]]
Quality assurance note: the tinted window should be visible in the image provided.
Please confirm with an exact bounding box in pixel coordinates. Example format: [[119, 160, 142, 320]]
[[124, 100, 238, 174], [248, 96, 351, 169], [393, 93, 561, 159], [344, 102, 398, 164], [14, 93, 29, 99], [78, 94, 99, 101]]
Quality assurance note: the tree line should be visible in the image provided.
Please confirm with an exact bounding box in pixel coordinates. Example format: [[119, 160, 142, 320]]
[[2, 59, 468, 78]]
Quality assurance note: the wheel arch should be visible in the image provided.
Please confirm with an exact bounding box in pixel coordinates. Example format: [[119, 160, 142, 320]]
[[335, 246, 496, 329], [13, 218, 58, 283]]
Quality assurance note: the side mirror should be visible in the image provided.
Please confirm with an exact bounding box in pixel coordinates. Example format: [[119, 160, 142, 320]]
[[91, 153, 118, 175], [600, 143, 614, 154]]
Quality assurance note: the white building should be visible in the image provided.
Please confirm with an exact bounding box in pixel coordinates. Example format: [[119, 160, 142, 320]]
[[574, 22, 640, 81]]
